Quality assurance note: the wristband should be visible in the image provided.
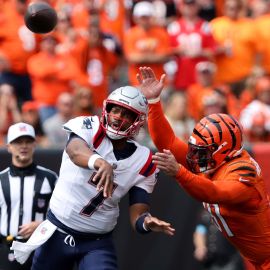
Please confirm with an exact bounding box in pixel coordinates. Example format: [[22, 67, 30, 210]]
[[135, 212, 152, 234], [148, 96, 160, 104], [88, 154, 102, 170]]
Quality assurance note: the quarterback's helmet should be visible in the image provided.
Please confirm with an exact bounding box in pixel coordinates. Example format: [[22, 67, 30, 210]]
[[101, 86, 148, 140], [186, 113, 243, 173]]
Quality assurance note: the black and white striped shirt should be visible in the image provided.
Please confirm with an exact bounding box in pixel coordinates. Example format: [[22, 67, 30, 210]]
[[0, 163, 57, 237]]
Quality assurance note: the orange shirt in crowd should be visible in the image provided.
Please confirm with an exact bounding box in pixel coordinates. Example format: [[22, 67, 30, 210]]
[[211, 16, 258, 84], [27, 51, 82, 106], [0, 0, 37, 74], [147, 101, 270, 269], [54, 31, 88, 71], [80, 45, 118, 109], [254, 13, 270, 75], [124, 25, 170, 86], [186, 83, 250, 120], [99, 0, 128, 44], [70, 2, 93, 31]]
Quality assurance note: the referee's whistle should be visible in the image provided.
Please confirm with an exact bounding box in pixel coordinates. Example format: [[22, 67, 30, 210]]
[[6, 235, 13, 242]]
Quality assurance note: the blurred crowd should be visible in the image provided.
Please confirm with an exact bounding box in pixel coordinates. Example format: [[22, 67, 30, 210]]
[[1, 0, 270, 149]]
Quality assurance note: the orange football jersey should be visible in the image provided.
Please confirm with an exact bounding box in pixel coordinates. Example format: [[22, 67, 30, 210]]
[[148, 102, 270, 267]]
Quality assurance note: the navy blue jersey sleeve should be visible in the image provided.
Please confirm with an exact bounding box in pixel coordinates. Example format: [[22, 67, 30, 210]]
[[129, 186, 150, 205]]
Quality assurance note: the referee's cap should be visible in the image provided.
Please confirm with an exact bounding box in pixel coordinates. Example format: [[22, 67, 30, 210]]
[[7, 122, 35, 144]]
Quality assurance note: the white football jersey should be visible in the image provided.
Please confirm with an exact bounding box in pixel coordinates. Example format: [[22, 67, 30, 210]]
[[50, 116, 158, 233]]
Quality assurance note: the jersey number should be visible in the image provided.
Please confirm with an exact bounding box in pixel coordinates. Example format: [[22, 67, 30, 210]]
[[203, 202, 234, 237], [80, 173, 117, 217]]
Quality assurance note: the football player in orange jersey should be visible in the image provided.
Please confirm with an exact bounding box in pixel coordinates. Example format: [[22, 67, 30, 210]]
[[137, 66, 270, 270]]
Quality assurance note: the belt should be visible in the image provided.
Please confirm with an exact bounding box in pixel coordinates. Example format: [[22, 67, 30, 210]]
[[0, 235, 27, 245], [57, 228, 112, 241]]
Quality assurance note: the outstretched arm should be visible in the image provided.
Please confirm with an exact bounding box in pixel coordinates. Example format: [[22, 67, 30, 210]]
[[137, 67, 188, 165], [153, 150, 260, 204]]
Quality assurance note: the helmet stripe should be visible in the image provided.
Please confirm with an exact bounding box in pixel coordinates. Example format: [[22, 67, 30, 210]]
[[239, 172, 256, 178], [227, 114, 243, 142], [201, 121, 214, 144], [206, 116, 222, 143], [193, 128, 208, 144], [231, 166, 256, 173], [218, 114, 236, 151]]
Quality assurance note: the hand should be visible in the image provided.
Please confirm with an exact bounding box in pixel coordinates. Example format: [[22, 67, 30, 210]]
[[136, 66, 166, 100], [152, 149, 181, 176], [92, 158, 114, 198], [144, 215, 175, 236], [18, 221, 41, 239]]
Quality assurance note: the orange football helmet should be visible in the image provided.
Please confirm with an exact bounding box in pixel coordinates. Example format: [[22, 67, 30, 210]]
[[186, 113, 243, 173]]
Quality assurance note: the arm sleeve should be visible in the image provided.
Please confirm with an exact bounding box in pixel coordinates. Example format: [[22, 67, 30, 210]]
[[148, 102, 188, 166], [176, 166, 259, 204], [129, 186, 150, 206]]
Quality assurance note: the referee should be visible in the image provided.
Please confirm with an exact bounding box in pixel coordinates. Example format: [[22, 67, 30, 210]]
[[0, 122, 58, 270]]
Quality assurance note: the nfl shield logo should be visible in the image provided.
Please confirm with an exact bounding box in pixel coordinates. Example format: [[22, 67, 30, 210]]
[[8, 252, 15, 262], [19, 125, 27, 132], [37, 198, 45, 208], [40, 227, 48, 235]]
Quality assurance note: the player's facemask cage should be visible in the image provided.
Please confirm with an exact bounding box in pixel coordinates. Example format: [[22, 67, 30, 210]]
[[102, 101, 146, 140], [186, 142, 218, 173], [101, 86, 148, 140]]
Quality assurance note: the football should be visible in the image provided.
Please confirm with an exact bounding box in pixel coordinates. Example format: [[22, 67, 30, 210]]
[[24, 2, 58, 34]]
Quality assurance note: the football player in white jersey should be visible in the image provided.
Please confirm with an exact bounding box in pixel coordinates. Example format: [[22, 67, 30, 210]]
[[15, 86, 175, 270]]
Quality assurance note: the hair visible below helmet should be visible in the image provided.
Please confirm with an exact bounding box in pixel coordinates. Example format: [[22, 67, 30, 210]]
[[101, 86, 148, 140], [186, 113, 243, 173]]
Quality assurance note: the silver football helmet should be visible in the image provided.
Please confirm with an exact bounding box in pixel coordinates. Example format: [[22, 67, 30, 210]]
[[101, 86, 148, 140]]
